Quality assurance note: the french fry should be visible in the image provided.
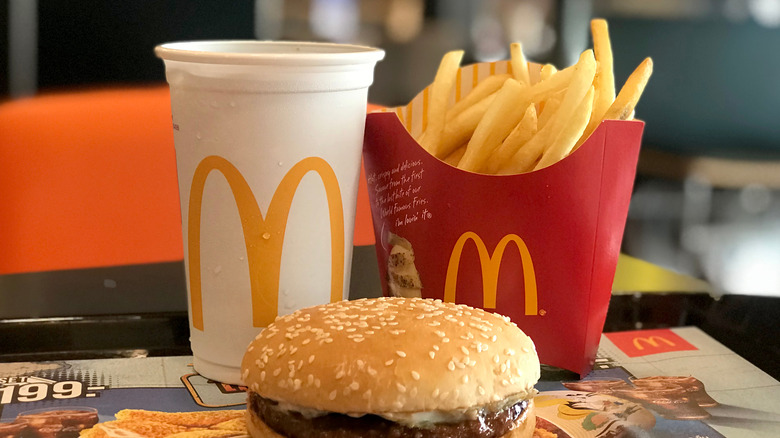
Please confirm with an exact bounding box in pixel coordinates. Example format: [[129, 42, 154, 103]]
[[537, 64, 559, 117], [458, 79, 528, 172], [418, 50, 464, 153], [499, 50, 597, 174], [603, 57, 653, 121], [444, 144, 467, 167], [483, 104, 537, 174], [446, 74, 510, 122], [436, 92, 498, 158], [510, 42, 531, 86], [587, 19, 615, 132], [537, 90, 564, 130], [534, 86, 595, 170], [540, 64, 558, 81]]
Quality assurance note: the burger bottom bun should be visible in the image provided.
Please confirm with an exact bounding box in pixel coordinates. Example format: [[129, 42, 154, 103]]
[[244, 401, 536, 438]]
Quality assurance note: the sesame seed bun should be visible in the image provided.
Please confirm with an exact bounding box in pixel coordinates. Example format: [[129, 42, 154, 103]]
[[241, 297, 540, 437]]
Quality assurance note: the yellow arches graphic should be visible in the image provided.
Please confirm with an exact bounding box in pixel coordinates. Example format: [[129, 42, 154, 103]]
[[444, 232, 538, 316], [188, 155, 344, 330]]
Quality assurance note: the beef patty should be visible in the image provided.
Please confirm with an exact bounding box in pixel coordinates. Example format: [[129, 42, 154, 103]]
[[248, 392, 529, 438]]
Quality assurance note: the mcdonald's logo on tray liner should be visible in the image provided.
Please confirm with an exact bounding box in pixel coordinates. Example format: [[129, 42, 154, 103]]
[[605, 329, 698, 358], [443, 232, 538, 316], [188, 155, 345, 331]]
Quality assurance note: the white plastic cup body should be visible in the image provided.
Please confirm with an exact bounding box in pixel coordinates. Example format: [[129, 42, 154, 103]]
[[156, 41, 384, 384]]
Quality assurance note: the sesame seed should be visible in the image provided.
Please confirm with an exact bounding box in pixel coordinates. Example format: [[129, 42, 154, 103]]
[[293, 379, 301, 391], [505, 348, 515, 356], [461, 375, 469, 384], [273, 368, 281, 377], [260, 371, 266, 381], [367, 367, 378, 377], [385, 359, 394, 366], [307, 374, 314, 385], [478, 386, 485, 395], [461, 346, 470, 355], [522, 346, 531, 353], [350, 381, 360, 391], [493, 354, 500, 364], [363, 389, 372, 400], [433, 345, 440, 351], [308, 355, 315, 364], [411, 371, 420, 380], [396, 351, 407, 358], [329, 390, 337, 400], [302, 339, 311, 345], [336, 370, 345, 379], [315, 379, 321, 388], [442, 338, 450, 343], [396, 383, 407, 393], [447, 361, 456, 371], [429, 351, 436, 359]]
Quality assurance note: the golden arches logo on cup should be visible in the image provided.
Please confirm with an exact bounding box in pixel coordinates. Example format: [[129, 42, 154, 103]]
[[632, 336, 676, 351], [443, 232, 538, 316], [187, 155, 345, 330]]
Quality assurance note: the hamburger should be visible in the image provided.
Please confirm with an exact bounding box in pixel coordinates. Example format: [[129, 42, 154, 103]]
[[241, 297, 540, 437]]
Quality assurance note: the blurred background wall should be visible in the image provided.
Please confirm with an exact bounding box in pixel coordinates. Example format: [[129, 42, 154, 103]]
[[2, 0, 780, 298]]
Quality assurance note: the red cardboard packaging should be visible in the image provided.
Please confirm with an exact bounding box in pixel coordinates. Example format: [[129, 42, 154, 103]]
[[362, 61, 644, 376]]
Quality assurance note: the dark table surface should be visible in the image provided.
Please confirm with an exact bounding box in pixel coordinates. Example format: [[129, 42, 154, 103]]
[[2, 291, 777, 382]]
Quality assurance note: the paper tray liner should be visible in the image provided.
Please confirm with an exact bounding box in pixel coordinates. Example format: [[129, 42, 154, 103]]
[[362, 61, 644, 376]]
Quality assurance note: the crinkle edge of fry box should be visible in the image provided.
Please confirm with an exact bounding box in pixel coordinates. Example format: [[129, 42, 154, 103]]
[[362, 60, 644, 376]]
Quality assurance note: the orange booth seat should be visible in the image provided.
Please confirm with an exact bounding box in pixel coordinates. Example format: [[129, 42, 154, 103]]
[[0, 86, 377, 276]]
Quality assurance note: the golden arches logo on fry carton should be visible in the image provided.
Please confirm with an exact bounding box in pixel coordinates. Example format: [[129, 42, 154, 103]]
[[188, 155, 345, 330], [444, 232, 538, 316], [363, 20, 651, 375]]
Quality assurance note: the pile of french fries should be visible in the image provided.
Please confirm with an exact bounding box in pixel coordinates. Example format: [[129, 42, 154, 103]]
[[414, 19, 653, 174]]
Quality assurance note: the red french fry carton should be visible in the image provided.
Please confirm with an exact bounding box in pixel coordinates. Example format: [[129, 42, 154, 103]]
[[362, 61, 644, 376]]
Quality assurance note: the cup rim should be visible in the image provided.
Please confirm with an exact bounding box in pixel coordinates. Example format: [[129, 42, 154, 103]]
[[155, 40, 385, 66]]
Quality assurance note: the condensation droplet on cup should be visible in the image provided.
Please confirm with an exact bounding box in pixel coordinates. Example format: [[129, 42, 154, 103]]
[[239, 256, 245, 261], [196, 132, 202, 140], [262, 232, 271, 240], [213, 265, 222, 275], [277, 161, 284, 167]]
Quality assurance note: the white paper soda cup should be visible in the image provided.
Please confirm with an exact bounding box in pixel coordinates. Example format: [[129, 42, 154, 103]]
[[156, 41, 384, 384]]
